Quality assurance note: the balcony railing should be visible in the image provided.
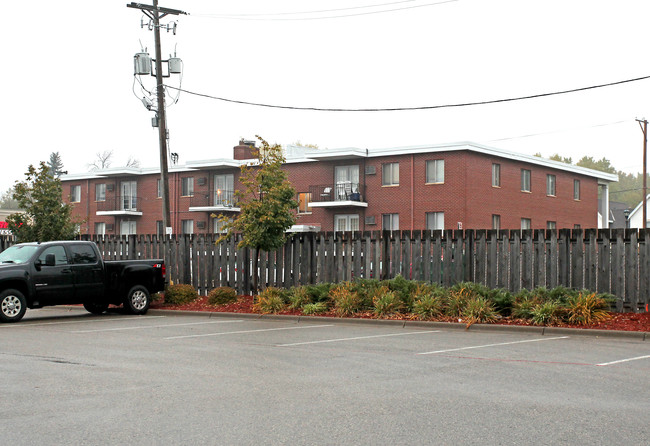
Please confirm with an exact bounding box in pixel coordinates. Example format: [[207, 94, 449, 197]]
[[189, 189, 239, 210], [308, 183, 366, 203], [96, 196, 142, 214]]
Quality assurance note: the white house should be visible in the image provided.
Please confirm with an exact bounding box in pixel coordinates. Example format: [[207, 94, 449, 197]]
[[627, 194, 650, 228]]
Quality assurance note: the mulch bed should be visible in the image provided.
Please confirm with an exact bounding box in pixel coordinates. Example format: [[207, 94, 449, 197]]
[[149, 295, 650, 332]]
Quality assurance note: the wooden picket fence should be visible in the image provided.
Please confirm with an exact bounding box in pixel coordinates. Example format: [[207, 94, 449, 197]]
[[1, 229, 648, 312]]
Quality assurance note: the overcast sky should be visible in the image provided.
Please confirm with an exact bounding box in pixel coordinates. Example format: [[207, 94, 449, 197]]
[[1, 0, 649, 194]]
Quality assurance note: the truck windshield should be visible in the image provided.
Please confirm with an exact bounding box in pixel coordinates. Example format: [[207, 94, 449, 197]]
[[0, 245, 40, 264]]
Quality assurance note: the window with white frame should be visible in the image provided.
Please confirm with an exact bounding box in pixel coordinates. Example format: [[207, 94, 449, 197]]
[[182, 219, 194, 235], [546, 174, 556, 196], [492, 214, 501, 230], [574, 179, 580, 200], [70, 185, 81, 203], [492, 163, 501, 187], [426, 160, 444, 184], [95, 184, 106, 202], [298, 192, 312, 214], [181, 177, 194, 197], [382, 213, 399, 230], [156, 220, 164, 235], [157, 179, 162, 198], [521, 218, 531, 230], [521, 169, 531, 192], [547, 221, 556, 230], [213, 218, 231, 234], [334, 214, 359, 232], [382, 163, 399, 186], [426, 212, 445, 230], [94, 222, 106, 235]]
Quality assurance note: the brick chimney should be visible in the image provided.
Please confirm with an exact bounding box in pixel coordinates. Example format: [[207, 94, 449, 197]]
[[233, 139, 257, 160]]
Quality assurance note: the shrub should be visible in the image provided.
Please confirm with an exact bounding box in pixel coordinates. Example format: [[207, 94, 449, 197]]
[[373, 289, 401, 317], [566, 292, 611, 326], [446, 285, 477, 317], [164, 284, 198, 305], [462, 297, 497, 327], [253, 287, 286, 314], [531, 301, 562, 326], [351, 278, 382, 308], [207, 287, 238, 305], [412, 293, 444, 320], [303, 283, 333, 303], [485, 288, 513, 316], [302, 302, 329, 315], [383, 275, 420, 310], [288, 286, 312, 309], [329, 282, 362, 316]]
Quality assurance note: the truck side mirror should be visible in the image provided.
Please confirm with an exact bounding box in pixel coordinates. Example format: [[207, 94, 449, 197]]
[[45, 254, 56, 266]]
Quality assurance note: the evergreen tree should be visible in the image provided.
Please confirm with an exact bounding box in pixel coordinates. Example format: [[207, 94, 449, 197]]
[[47, 152, 65, 178], [6, 162, 79, 242]]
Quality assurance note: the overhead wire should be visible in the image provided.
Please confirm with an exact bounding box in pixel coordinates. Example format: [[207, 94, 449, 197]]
[[164, 74, 650, 112], [193, 0, 459, 21]]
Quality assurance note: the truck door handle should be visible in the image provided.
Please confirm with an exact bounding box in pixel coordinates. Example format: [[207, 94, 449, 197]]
[[61, 269, 71, 274]]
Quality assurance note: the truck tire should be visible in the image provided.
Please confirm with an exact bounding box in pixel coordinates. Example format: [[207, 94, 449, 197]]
[[124, 285, 150, 315], [83, 302, 109, 315], [0, 289, 27, 323]]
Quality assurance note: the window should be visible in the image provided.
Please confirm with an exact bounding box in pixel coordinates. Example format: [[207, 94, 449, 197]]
[[492, 163, 501, 187], [95, 222, 106, 235], [547, 221, 556, 230], [574, 224, 581, 229], [492, 214, 501, 230], [69, 244, 98, 264], [157, 179, 162, 198], [156, 220, 164, 235], [521, 169, 531, 192], [298, 192, 312, 214], [335, 165, 360, 200], [334, 214, 359, 232], [382, 213, 399, 230], [120, 220, 137, 235], [95, 184, 106, 202], [521, 218, 531, 230], [546, 174, 556, 196], [182, 177, 194, 197], [426, 160, 444, 184], [213, 218, 231, 234], [214, 173, 235, 206], [182, 219, 194, 235], [121, 181, 137, 211], [574, 180, 580, 200], [382, 163, 399, 186], [70, 185, 81, 203], [426, 212, 445, 230], [38, 246, 68, 266]]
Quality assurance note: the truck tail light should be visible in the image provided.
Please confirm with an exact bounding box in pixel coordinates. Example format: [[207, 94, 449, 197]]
[[154, 263, 166, 279]]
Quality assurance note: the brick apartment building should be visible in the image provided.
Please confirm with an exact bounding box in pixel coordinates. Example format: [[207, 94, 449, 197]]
[[60, 141, 618, 236]]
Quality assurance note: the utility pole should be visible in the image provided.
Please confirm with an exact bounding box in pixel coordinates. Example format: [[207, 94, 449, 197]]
[[127, 2, 187, 235], [637, 119, 648, 228]]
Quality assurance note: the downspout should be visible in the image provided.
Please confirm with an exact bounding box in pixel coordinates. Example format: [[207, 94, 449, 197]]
[[411, 154, 414, 231], [86, 179, 90, 235]]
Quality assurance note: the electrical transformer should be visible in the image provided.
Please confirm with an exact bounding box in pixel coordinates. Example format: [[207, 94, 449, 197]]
[[134, 52, 151, 75], [168, 57, 182, 74]]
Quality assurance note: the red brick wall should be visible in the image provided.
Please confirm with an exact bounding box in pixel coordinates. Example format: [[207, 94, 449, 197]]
[[64, 149, 602, 235]]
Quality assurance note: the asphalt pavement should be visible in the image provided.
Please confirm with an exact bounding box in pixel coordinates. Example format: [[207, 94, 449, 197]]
[[1, 307, 648, 445]]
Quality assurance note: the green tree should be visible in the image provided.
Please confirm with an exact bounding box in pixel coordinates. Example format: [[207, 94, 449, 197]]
[[0, 187, 21, 210], [47, 152, 65, 178], [576, 156, 616, 174], [218, 136, 298, 293], [6, 162, 79, 242]]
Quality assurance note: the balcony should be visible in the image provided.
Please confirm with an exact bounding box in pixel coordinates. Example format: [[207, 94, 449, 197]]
[[189, 189, 241, 213], [308, 183, 368, 208], [96, 196, 143, 216]]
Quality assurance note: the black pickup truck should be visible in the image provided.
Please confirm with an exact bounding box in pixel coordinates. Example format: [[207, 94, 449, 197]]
[[0, 240, 166, 323]]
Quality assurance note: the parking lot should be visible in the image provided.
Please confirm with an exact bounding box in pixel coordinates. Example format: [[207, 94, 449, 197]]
[[1, 308, 649, 445]]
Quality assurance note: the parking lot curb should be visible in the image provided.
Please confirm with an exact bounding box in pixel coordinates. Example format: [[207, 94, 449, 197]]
[[147, 309, 648, 341]]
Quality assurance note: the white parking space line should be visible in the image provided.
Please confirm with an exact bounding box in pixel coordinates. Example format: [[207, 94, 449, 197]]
[[417, 336, 569, 355], [597, 355, 650, 367], [71, 320, 243, 333], [279, 330, 441, 347], [0, 316, 167, 328], [164, 324, 334, 340]]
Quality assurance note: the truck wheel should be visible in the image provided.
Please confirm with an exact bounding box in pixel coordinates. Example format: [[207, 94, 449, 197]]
[[0, 289, 27, 323], [124, 285, 150, 315], [83, 302, 109, 315]]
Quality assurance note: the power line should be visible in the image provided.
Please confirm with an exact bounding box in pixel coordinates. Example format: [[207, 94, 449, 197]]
[[164, 74, 650, 112], [194, 0, 458, 21], [485, 120, 630, 143]]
